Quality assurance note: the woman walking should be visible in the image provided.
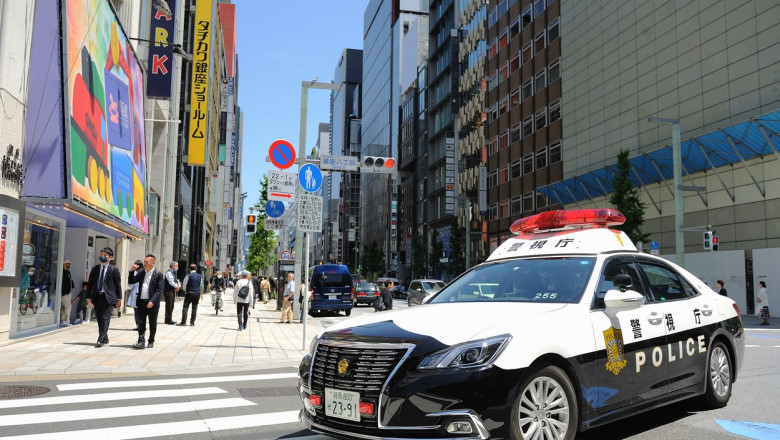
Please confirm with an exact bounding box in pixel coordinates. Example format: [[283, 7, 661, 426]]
[[234, 271, 254, 331], [756, 281, 770, 326]]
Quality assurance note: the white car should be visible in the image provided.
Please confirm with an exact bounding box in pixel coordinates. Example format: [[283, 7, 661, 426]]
[[297, 209, 745, 440]]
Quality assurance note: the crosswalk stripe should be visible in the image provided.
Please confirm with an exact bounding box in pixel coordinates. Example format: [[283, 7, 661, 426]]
[[0, 410, 301, 440], [57, 372, 298, 391], [0, 387, 226, 410], [0, 398, 254, 427]]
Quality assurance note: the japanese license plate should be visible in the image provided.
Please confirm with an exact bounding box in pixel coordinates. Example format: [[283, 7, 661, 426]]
[[327, 294, 337, 299], [324, 387, 360, 421]]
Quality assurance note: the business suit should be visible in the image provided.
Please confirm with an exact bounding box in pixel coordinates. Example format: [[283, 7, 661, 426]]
[[86, 262, 122, 345], [128, 268, 164, 345]]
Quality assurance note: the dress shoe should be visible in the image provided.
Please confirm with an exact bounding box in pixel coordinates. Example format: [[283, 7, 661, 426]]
[[166, 321, 175, 325], [190, 322, 195, 326], [133, 342, 145, 350], [177, 322, 187, 326], [238, 327, 242, 331], [147, 342, 154, 348], [95, 342, 103, 348], [103, 339, 109, 344]]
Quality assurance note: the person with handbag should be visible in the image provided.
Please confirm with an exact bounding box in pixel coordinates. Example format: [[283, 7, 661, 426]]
[[279, 272, 295, 323], [234, 271, 254, 331]]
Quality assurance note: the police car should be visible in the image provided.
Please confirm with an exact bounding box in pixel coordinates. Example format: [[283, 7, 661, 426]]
[[297, 209, 745, 440]]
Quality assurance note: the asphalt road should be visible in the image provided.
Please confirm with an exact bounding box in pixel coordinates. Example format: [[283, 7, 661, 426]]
[[0, 308, 777, 440]]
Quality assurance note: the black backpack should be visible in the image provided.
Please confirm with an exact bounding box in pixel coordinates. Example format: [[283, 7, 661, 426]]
[[237, 284, 250, 299], [372, 295, 386, 311]]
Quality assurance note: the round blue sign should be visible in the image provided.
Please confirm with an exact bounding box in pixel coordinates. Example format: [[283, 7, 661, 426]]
[[298, 163, 323, 193], [265, 201, 285, 218]]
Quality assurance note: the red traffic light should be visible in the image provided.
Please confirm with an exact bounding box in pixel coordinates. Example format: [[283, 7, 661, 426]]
[[247, 215, 256, 224]]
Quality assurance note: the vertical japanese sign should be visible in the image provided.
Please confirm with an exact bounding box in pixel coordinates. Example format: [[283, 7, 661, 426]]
[[187, 0, 213, 166], [146, 0, 176, 98]]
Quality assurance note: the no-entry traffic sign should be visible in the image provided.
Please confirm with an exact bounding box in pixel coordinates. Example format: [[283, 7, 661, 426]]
[[269, 139, 296, 169]]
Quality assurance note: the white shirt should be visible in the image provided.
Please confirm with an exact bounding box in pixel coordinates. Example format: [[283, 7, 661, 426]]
[[284, 279, 296, 299], [165, 269, 179, 288], [757, 287, 769, 308], [141, 269, 154, 300], [234, 278, 254, 304]]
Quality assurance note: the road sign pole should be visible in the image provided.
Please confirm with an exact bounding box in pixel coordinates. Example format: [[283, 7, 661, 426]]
[[302, 232, 309, 350]]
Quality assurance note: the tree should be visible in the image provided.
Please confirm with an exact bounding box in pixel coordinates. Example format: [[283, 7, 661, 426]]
[[428, 228, 443, 279], [360, 240, 384, 281], [411, 228, 427, 279], [448, 218, 466, 278], [246, 175, 278, 274], [610, 148, 651, 245]]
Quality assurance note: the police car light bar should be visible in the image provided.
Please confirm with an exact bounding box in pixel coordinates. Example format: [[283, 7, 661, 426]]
[[510, 208, 626, 234]]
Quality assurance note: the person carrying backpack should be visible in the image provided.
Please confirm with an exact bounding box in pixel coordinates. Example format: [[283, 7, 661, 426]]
[[178, 264, 203, 326], [234, 271, 254, 331]]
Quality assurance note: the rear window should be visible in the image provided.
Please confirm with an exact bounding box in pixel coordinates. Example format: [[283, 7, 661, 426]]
[[313, 272, 352, 288]]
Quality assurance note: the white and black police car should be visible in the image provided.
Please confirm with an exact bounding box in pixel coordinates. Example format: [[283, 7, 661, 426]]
[[297, 209, 745, 440]]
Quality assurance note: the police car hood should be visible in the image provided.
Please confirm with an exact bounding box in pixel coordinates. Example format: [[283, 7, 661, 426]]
[[321, 302, 568, 346]]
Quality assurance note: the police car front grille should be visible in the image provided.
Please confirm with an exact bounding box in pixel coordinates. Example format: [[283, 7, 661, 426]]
[[311, 345, 406, 395]]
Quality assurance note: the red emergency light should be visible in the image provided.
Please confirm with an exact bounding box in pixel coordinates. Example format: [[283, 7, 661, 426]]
[[510, 208, 626, 234]]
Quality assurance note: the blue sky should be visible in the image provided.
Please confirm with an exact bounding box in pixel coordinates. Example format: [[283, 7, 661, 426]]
[[234, 1, 368, 215]]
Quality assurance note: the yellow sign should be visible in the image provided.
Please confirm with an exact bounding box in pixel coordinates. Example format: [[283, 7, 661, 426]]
[[187, 0, 213, 166], [603, 326, 628, 375]]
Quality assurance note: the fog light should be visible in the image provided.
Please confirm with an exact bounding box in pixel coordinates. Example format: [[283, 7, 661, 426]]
[[309, 394, 322, 407], [446, 421, 473, 434], [359, 402, 375, 415]]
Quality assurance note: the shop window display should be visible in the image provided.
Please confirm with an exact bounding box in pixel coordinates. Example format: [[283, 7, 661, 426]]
[[16, 219, 61, 332]]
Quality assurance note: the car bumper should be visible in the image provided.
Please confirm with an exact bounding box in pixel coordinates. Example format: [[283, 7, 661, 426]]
[[355, 296, 380, 305]]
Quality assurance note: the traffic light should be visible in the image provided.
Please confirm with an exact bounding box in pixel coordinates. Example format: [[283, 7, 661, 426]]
[[712, 234, 719, 251], [361, 156, 396, 173], [246, 214, 257, 234], [703, 231, 712, 251]]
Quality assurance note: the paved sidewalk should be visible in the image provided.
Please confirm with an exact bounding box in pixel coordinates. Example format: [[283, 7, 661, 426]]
[[0, 290, 324, 379]]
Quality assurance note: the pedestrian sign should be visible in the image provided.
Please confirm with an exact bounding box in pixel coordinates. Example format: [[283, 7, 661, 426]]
[[298, 163, 322, 193], [269, 139, 296, 169], [265, 201, 285, 218]]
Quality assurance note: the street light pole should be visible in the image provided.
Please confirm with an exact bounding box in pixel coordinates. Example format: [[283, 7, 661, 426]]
[[649, 116, 684, 267]]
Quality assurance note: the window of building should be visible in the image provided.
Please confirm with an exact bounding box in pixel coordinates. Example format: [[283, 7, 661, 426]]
[[499, 30, 508, 50], [510, 18, 520, 39], [535, 69, 547, 92], [523, 153, 534, 174], [523, 191, 535, 212], [510, 88, 520, 107], [522, 43, 532, 63], [500, 199, 509, 218], [488, 39, 498, 58], [510, 53, 520, 73], [549, 141, 562, 163], [548, 59, 561, 83], [522, 5, 532, 28], [548, 18, 560, 41], [535, 108, 547, 131], [499, 96, 509, 117], [522, 79, 533, 100], [536, 146, 548, 169], [489, 7, 498, 28], [511, 196, 523, 215], [523, 116, 533, 137], [534, 30, 546, 56], [511, 160, 522, 179], [498, 0, 508, 16], [499, 131, 509, 150], [511, 123, 521, 143], [536, 191, 549, 209], [489, 135, 498, 155], [489, 72, 499, 90], [549, 100, 561, 123], [499, 62, 508, 83], [534, 0, 545, 17], [489, 203, 499, 221], [488, 103, 498, 122], [499, 164, 509, 184], [489, 170, 498, 187]]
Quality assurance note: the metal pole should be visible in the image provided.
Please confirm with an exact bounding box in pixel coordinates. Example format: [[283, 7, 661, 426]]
[[465, 201, 471, 269], [672, 121, 684, 267], [302, 232, 309, 350]]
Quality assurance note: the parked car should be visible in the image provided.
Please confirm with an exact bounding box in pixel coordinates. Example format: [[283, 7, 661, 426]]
[[352, 282, 380, 306], [406, 279, 446, 306], [377, 277, 405, 298]]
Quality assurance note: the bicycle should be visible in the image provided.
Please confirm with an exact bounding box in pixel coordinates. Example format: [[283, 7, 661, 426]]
[[19, 288, 39, 315], [211, 289, 224, 315]]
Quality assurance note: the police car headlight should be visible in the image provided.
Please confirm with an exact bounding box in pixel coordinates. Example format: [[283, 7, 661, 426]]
[[418, 335, 512, 370]]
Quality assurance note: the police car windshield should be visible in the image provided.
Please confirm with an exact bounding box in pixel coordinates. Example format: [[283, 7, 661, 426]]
[[429, 257, 596, 304]]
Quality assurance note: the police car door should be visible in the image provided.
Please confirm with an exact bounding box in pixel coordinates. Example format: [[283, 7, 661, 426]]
[[589, 256, 668, 413], [635, 257, 712, 394]]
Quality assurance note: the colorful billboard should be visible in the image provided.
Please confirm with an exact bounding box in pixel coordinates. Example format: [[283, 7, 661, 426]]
[[187, 0, 214, 166], [65, 0, 148, 234]]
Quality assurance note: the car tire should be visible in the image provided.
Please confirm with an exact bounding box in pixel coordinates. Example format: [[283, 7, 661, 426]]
[[700, 340, 732, 408], [344, 308, 352, 316], [510, 365, 578, 440]]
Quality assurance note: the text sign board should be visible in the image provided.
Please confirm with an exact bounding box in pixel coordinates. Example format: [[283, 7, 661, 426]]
[[268, 139, 296, 169], [298, 164, 323, 193], [268, 169, 297, 201], [265, 201, 285, 218], [297, 193, 323, 232], [321, 155, 359, 171], [265, 218, 285, 230]]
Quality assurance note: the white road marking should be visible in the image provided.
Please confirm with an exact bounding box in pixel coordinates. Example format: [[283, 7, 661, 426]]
[[0, 410, 301, 440], [0, 387, 226, 410], [745, 345, 780, 348], [57, 372, 298, 391], [0, 398, 254, 427]]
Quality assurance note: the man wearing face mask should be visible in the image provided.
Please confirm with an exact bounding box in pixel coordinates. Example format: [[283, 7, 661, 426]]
[[86, 247, 123, 348], [60, 260, 75, 327], [209, 270, 226, 311]]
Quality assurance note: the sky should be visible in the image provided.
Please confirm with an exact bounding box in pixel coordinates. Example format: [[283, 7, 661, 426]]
[[233, 1, 369, 215]]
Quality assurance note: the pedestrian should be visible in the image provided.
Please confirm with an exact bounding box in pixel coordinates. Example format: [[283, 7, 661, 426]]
[[298, 281, 308, 322], [128, 254, 164, 349], [86, 247, 122, 348], [234, 270, 254, 330], [72, 282, 89, 324], [60, 260, 75, 326], [178, 264, 203, 326], [279, 272, 295, 323], [716, 280, 727, 297], [251, 273, 261, 308], [211, 270, 227, 311], [260, 276, 271, 304], [109, 259, 121, 318], [163, 262, 180, 324], [126, 259, 143, 330], [378, 279, 394, 311], [756, 281, 771, 326]]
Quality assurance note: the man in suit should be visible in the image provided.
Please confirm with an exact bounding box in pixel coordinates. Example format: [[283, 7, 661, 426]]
[[86, 247, 122, 348], [128, 254, 164, 349], [163, 261, 180, 324], [178, 264, 203, 326]]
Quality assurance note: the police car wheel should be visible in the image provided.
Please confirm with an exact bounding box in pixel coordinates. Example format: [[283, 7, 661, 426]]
[[701, 341, 732, 408], [511, 365, 578, 440]]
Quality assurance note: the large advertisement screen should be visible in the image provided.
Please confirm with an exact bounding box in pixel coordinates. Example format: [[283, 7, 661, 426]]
[[65, 0, 149, 234]]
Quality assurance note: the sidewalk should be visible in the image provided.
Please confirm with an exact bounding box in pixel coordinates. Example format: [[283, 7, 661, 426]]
[[0, 290, 324, 379]]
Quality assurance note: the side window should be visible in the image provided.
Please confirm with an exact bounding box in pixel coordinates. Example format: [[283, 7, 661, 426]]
[[594, 258, 646, 308], [638, 262, 698, 301]]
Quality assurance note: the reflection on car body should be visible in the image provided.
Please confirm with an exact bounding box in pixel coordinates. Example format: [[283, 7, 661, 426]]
[[353, 282, 380, 307], [298, 209, 745, 440], [406, 279, 446, 306]]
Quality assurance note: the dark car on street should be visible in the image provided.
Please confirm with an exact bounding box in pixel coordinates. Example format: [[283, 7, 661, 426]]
[[353, 282, 380, 306]]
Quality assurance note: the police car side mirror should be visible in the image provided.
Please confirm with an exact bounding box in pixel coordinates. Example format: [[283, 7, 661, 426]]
[[612, 274, 633, 291], [604, 289, 644, 310]]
